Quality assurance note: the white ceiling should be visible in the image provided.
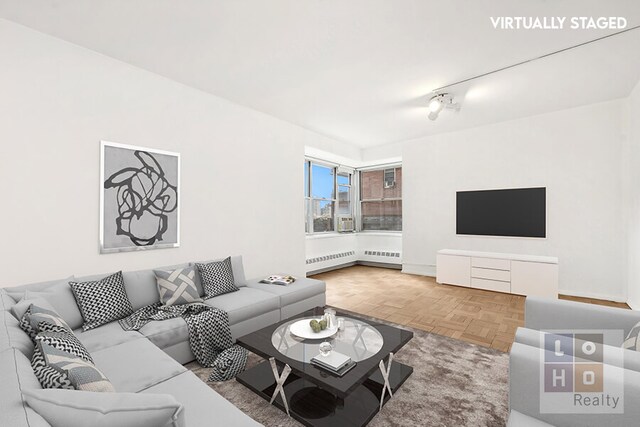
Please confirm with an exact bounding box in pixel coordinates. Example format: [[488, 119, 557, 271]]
[[1, 0, 640, 148]]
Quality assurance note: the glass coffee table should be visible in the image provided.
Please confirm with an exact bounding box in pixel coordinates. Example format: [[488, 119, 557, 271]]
[[236, 307, 413, 427]]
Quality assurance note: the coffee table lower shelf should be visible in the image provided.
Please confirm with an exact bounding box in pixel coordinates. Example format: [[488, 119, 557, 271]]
[[236, 359, 413, 427]]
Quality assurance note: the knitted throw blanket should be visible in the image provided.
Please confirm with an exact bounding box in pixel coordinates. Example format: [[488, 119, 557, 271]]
[[119, 302, 247, 382]]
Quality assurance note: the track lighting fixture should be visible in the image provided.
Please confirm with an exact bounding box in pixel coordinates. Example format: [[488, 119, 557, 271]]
[[427, 93, 460, 121]]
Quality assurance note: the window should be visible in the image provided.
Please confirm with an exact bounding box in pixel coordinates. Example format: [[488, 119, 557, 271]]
[[360, 167, 402, 231], [304, 160, 354, 233], [383, 168, 396, 188], [337, 172, 351, 215]]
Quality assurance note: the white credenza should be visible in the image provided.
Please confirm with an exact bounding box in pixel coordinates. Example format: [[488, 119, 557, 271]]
[[436, 249, 558, 298]]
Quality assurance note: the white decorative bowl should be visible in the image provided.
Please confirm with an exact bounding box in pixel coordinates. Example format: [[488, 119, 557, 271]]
[[289, 318, 338, 340]]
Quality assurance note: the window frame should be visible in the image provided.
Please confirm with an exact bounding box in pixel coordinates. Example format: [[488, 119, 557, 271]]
[[305, 159, 350, 234]]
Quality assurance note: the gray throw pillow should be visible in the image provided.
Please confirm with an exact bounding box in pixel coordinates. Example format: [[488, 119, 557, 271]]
[[22, 389, 184, 427], [154, 267, 202, 306], [69, 271, 133, 331], [196, 257, 239, 298]]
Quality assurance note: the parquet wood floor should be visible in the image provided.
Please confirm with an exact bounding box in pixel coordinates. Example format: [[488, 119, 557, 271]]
[[311, 265, 629, 353]]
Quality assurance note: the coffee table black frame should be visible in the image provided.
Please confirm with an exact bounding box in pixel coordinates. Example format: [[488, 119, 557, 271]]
[[235, 307, 413, 427]]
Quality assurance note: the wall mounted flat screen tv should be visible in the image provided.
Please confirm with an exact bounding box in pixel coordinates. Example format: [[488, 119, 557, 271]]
[[456, 187, 546, 238]]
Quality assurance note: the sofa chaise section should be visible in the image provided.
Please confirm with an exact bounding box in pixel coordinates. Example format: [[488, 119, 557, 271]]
[[90, 338, 187, 393], [204, 287, 280, 339], [143, 371, 261, 427]]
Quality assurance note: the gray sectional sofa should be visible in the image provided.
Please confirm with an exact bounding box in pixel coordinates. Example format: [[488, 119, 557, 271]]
[[0, 256, 326, 427], [508, 297, 640, 427]]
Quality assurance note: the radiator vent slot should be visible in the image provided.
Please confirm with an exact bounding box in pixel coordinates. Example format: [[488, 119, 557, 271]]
[[364, 250, 401, 258], [306, 251, 355, 265]]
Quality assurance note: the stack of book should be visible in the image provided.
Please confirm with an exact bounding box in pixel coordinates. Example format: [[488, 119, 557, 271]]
[[311, 351, 356, 377]]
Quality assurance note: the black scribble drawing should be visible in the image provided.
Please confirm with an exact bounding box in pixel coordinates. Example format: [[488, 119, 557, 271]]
[[104, 151, 178, 246]]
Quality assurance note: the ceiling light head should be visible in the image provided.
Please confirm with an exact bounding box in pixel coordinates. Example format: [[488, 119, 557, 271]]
[[428, 95, 445, 113], [427, 93, 460, 121]]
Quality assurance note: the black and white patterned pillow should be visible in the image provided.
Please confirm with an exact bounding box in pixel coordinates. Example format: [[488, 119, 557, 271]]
[[19, 304, 71, 341], [38, 340, 114, 392], [19, 306, 38, 340], [154, 267, 202, 306], [36, 324, 94, 363], [31, 341, 74, 390], [69, 271, 133, 331], [33, 327, 113, 392], [196, 257, 239, 298], [623, 321, 640, 351]]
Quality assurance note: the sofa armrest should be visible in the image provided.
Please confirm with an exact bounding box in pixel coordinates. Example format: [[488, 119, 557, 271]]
[[510, 342, 640, 426], [525, 297, 640, 336], [514, 327, 640, 373]]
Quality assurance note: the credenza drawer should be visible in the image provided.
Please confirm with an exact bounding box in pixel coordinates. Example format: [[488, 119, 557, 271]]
[[471, 257, 510, 271], [471, 278, 511, 293], [471, 267, 510, 282]]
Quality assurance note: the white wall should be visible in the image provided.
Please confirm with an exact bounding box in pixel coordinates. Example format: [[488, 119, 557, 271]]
[[403, 100, 627, 301], [305, 234, 358, 273], [305, 233, 402, 273], [626, 80, 640, 309], [0, 20, 349, 287]]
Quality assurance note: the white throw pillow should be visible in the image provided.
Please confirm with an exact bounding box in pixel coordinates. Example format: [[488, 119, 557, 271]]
[[22, 389, 184, 427]]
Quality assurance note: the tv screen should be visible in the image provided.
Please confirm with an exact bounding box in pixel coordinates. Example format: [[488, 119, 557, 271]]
[[456, 187, 546, 238]]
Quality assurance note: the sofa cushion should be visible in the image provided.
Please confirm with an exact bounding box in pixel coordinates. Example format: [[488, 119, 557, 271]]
[[1, 289, 16, 310], [247, 277, 326, 307], [22, 389, 184, 427], [140, 317, 188, 350], [74, 321, 143, 353], [143, 371, 262, 427], [196, 257, 239, 298], [0, 348, 49, 427], [4, 276, 74, 301], [154, 267, 202, 306], [91, 338, 186, 393], [1, 309, 33, 357], [70, 271, 134, 331], [5, 277, 83, 331], [204, 287, 279, 325]]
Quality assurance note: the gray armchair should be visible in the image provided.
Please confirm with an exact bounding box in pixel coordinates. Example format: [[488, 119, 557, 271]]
[[508, 297, 640, 426]]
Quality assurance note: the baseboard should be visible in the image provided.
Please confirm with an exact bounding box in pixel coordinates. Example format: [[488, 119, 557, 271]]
[[307, 262, 357, 275], [356, 261, 402, 270], [401, 263, 436, 277], [558, 288, 627, 304], [307, 260, 402, 276]]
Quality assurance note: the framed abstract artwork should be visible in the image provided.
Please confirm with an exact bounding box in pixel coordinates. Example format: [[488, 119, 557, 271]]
[[100, 141, 180, 253]]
